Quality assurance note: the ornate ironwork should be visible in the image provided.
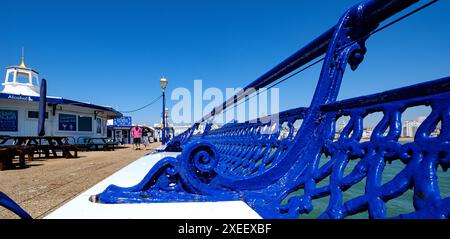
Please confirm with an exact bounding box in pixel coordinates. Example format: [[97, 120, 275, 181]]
[[93, 0, 449, 219]]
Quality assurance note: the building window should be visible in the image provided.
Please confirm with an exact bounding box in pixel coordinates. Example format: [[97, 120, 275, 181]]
[[28, 111, 49, 119], [78, 116, 93, 132], [0, 109, 18, 132], [16, 72, 30, 84], [7, 73, 14, 83], [59, 113, 77, 131]]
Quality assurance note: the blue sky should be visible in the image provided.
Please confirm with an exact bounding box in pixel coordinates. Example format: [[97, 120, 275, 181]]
[[1, 0, 449, 126]]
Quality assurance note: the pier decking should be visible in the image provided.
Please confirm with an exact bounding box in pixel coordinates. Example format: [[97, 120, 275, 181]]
[[0, 145, 154, 219]]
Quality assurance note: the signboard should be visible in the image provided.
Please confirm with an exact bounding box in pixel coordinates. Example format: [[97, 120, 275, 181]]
[[0, 94, 35, 102], [59, 113, 77, 131], [0, 110, 18, 132], [113, 116, 132, 127]]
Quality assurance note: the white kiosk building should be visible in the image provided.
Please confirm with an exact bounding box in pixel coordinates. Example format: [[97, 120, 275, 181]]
[[0, 51, 121, 139]]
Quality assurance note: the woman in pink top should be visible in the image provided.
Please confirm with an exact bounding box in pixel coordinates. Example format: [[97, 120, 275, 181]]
[[131, 125, 142, 150]]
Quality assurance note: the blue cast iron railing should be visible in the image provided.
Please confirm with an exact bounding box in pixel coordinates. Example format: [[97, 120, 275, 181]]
[[92, 0, 449, 219], [1, 0, 443, 219], [165, 123, 200, 152]]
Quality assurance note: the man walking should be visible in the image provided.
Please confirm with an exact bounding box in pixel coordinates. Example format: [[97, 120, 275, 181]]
[[131, 124, 142, 150]]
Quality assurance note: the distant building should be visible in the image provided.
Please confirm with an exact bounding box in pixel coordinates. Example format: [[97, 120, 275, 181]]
[[362, 127, 374, 138], [152, 123, 174, 142], [107, 116, 133, 144], [173, 125, 191, 136], [107, 117, 157, 144], [332, 116, 440, 139], [402, 120, 422, 138], [279, 125, 290, 139], [0, 51, 121, 138]]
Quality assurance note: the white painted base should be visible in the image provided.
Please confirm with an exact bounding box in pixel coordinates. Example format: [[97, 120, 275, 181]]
[[45, 151, 261, 219]]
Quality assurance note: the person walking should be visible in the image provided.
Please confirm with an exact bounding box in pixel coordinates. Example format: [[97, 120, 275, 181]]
[[131, 124, 142, 150], [142, 129, 149, 149]]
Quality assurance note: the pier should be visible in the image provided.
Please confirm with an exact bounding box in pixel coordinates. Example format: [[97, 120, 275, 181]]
[[0, 0, 448, 221]]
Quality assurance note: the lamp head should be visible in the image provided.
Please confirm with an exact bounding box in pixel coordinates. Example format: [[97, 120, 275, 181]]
[[160, 77, 168, 91]]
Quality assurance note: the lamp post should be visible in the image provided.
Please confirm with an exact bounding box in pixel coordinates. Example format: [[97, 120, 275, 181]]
[[160, 77, 168, 144]]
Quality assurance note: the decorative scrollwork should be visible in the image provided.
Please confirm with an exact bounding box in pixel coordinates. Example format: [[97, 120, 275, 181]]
[[180, 140, 219, 184], [92, 0, 449, 219]]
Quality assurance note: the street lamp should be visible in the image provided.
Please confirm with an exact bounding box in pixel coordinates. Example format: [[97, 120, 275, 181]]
[[160, 77, 168, 144]]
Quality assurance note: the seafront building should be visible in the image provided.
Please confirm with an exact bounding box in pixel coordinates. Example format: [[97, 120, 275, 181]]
[[0, 52, 121, 138], [107, 116, 134, 144], [107, 116, 158, 144], [335, 117, 440, 140], [401, 120, 422, 138], [172, 125, 191, 136]]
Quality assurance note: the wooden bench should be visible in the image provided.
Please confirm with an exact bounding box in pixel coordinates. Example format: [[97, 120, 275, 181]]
[[0, 148, 14, 170], [105, 141, 119, 151], [75, 137, 91, 151], [0, 146, 35, 170], [33, 144, 78, 159], [60, 145, 78, 158], [76, 137, 113, 151]]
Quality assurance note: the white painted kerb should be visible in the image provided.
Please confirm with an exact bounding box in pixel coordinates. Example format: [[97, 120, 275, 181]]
[[45, 151, 261, 219]]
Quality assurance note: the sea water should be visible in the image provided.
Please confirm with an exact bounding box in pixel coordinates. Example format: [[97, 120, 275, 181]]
[[289, 158, 450, 219]]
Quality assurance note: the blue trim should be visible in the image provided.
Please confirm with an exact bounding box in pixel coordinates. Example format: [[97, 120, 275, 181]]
[[0, 92, 122, 118]]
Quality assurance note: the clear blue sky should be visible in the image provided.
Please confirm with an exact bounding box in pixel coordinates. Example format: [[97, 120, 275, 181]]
[[1, 0, 449, 126]]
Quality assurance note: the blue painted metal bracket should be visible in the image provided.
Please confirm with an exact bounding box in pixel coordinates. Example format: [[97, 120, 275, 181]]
[[0, 192, 32, 219], [93, 140, 240, 204], [94, 0, 449, 219]]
